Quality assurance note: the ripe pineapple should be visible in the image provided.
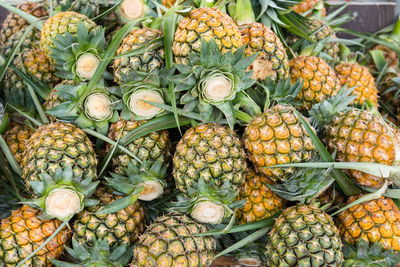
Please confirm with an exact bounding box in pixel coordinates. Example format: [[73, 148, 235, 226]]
[[162, 0, 176, 8], [239, 22, 289, 81], [336, 195, 400, 250], [3, 122, 34, 165], [173, 123, 247, 223], [236, 169, 285, 224], [21, 122, 98, 184], [325, 108, 399, 188], [289, 56, 341, 110], [335, 62, 379, 106], [0, 1, 48, 44], [106, 119, 170, 175], [243, 104, 315, 182], [132, 213, 216, 267], [73, 187, 145, 247], [113, 28, 164, 85], [173, 8, 242, 64], [0, 205, 71, 266], [291, 0, 326, 16], [265, 204, 343, 266], [40, 11, 97, 57]]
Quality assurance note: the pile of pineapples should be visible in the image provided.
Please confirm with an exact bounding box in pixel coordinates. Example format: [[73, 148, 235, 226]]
[[1, 0, 400, 266]]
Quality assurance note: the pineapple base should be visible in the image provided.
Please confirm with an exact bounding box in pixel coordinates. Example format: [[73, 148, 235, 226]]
[[191, 200, 225, 224]]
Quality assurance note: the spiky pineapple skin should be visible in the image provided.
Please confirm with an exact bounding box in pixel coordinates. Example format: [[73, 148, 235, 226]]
[[21, 122, 98, 186], [0, 1, 48, 44], [0, 28, 41, 57], [113, 28, 164, 84], [291, 0, 326, 16], [0, 205, 71, 266], [46, 0, 100, 18], [289, 56, 341, 110], [239, 22, 289, 81], [4, 123, 34, 165], [336, 195, 400, 251], [132, 213, 216, 267], [335, 63, 378, 106], [106, 120, 170, 175], [73, 187, 145, 247], [40, 11, 97, 57], [172, 8, 242, 64], [162, 0, 176, 8], [243, 104, 315, 182], [173, 123, 247, 195], [326, 108, 399, 188], [236, 169, 285, 224], [265, 204, 343, 266]]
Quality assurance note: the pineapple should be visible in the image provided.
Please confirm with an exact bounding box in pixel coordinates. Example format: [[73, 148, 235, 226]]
[[236, 169, 285, 224], [0, 28, 41, 57], [46, 0, 100, 18], [289, 56, 341, 110], [370, 45, 398, 69], [132, 213, 216, 267], [173, 123, 247, 223], [265, 204, 343, 266], [3, 122, 34, 165], [73, 187, 145, 246], [172, 7, 242, 64], [106, 119, 170, 175], [113, 28, 164, 85], [325, 108, 399, 188], [0, 1, 48, 44], [162, 0, 176, 8], [243, 104, 315, 182], [0, 205, 71, 266], [336, 195, 400, 251], [239, 22, 289, 81], [291, 0, 326, 16], [40, 11, 97, 57], [335, 62, 379, 106], [21, 122, 98, 184]]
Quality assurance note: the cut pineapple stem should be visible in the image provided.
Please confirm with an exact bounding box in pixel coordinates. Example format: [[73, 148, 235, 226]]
[[45, 188, 82, 220], [84, 93, 113, 121], [202, 75, 234, 103], [76, 53, 100, 80], [191, 200, 225, 224], [235, 0, 255, 25], [129, 90, 164, 119], [119, 0, 146, 20], [137, 180, 164, 201]]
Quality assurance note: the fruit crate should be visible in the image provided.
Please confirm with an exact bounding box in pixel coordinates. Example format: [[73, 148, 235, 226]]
[[1, 1, 400, 266]]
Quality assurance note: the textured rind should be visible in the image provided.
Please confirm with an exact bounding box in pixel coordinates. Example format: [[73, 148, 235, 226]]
[[172, 8, 242, 64], [4, 123, 34, 164], [106, 120, 170, 175], [0, 205, 71, 267], [291, 0, 326, 15], [113, 28, 164, 84], [21, 122, 98, 186], [326, 108, 399, 188], [173, 123, 247, 194], [0, 1, 47, 44], [236, 169, 285, 224], [243, 104, 315, 181], [337, 195, 400, 251], [289, 56, 341, 110], [40, 11, 97, 57], [265, 204, 343, 266], [335, 63, 379, 106], [239, 22, 289, 81], [73, 187, 145, 247], [132, 213, 216, 267]]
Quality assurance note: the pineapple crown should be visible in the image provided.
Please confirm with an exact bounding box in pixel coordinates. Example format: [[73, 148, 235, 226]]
[[49, 23, 107, 82], [308, 86, 356, 128], [343, 239, 400, 267], [268, 166, 335, 204], [168, 39, 256, 128], [112, 72, 167, 121], [47, 82, 121, 135], [22, 166, 99, 221], [51, 238, 133, 267], [0, 101, 9, 134], [171, 178, 244, 224], [96, 160, 168, 215]]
